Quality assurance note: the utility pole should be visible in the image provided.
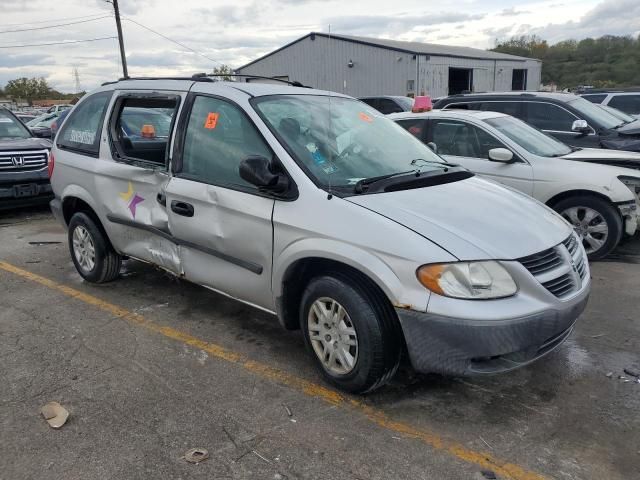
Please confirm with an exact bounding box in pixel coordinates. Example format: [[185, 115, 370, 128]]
[[111, 0, 128, 78]]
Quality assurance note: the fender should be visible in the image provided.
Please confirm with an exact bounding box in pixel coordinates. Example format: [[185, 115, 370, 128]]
[[272, 237, 431, 312], [538, 182, 633, 206], [60, 184, 103, 221]]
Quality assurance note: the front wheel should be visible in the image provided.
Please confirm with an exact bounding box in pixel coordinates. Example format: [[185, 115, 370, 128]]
[[300, 273, 401, 394], [68, 212, 122, 283], [553, 195, 622, 260]]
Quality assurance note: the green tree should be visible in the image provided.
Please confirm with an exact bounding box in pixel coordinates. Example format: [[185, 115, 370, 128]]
[[211, 64, 234, 81], [4, 77, 52, 103]]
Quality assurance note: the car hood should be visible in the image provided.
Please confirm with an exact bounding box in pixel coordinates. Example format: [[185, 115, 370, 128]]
[[616, 119, 640, 136], [347, 177, 572, 261], [562, 147, 640, 170], [0, 137, 51, 151]]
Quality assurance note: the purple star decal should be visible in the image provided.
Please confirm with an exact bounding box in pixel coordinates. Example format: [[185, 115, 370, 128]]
[[128, 194, 144, 218]]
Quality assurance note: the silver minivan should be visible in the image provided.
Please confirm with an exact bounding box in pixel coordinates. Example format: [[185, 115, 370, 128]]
[[49, 79, 590, 393]]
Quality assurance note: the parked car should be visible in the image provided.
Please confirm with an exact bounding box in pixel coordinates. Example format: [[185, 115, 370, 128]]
[[392, 109, 640, 259], [46, 104, 73, 114], [15, 113, 37, 124], [597, 104, 639, 124], [50, 79, 590, 393], [433, 92, 640, 152], [580, 89, 640, 117], [0, 108, 52, 209], [358, 96, 414, 114], [50, 108, 71, 139], [26, 112, 60, 139]]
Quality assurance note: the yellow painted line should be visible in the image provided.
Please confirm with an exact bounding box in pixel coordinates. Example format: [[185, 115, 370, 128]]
[[0, 260, 546, 480]]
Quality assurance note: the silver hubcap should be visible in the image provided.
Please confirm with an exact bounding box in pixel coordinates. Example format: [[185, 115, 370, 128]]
[[72, 225, 96, 272], [307, 297, 358, 375], [561, 206, 609, 255]]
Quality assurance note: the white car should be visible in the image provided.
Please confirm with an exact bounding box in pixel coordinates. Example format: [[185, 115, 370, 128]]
[[391, 109, 640, 259]]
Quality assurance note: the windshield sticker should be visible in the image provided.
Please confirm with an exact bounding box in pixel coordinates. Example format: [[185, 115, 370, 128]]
[[358, 112, 373, 123], [321, 164, 338, 174], [119, 181, 145, 219], [306, 143, 327, 166], [204, 112, 219, 129], [69, 130, 96, 144]]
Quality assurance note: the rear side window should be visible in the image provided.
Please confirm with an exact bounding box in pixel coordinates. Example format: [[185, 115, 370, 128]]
[[582, 94, 607, 104], [110, 97, 178, 166], [608, 95, 640, 114], [524, 102, 577, 132], [58, 91, 112, 155], [179, 96, 271, 191]]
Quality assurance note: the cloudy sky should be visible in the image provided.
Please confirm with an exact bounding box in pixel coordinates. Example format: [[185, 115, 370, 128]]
[[1, 0, 638, 92]]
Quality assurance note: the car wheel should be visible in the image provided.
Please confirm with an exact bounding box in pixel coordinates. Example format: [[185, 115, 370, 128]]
[[300, 273, 401, 393], [68, 212, 122, 283], [553, 195, 622, 260]]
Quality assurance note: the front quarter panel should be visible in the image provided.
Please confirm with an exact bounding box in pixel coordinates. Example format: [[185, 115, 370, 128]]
[[272, 188, 457, 312]]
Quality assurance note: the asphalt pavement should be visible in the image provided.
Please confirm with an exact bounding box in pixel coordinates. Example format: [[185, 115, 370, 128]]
[[1, 206, 639, 480]]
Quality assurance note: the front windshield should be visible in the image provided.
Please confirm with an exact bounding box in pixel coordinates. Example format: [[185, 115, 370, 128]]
[[26, 113, 55, 127], [394, 96, 414, 111], [600, 104, 635, 124], [567, 96, 622, 129], [0, 109, 32, 139], [252, 95, 445, 189], [485, 115, 572, 157]]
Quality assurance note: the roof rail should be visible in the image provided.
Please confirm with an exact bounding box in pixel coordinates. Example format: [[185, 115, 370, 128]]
[[102, 73, 309, 88]]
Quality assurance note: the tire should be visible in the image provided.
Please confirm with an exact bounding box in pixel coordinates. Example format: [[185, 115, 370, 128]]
[[68, 212, 122, 283], [552, 195, 623, 261], [300, 272, 401, 394]]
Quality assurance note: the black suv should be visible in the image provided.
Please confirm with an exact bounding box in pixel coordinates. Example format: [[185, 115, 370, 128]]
[[0, 108, 52, 209], [433, 92, 640, 152]]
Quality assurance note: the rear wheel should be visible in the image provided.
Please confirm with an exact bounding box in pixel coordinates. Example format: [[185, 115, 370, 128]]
[[68, 212, 121, 283], [553, 195, 622, 260], [300, 273, 401, 393]]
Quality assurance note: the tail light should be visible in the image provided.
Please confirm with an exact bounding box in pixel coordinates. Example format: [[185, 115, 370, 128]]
[[48, 151, 55, 178]]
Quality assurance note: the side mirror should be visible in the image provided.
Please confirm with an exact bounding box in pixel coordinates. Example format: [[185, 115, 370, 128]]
[[488, 148, 514, 163], [239, 155, 290, 195], [32, 129, 50, 139], [571, 119, 590, 134], [426, 142, 438, 153]]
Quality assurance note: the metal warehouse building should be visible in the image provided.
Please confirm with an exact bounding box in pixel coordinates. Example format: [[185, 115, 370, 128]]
[[235, 32, 542, 98]]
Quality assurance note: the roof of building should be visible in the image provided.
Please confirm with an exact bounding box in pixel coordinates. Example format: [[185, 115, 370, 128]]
[[237, 32, 539, 70]]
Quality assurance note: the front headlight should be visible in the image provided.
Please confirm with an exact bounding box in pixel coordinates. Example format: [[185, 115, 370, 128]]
[[417, 261, 517, 300], [618, 175, 640, 198]]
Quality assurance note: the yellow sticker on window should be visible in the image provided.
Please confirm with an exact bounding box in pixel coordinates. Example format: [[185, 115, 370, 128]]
[[204, 112, 219, 129]]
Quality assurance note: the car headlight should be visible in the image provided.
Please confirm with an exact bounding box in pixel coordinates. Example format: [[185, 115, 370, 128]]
[[417, 261, 517, 300], [619, 175, 640, 197]]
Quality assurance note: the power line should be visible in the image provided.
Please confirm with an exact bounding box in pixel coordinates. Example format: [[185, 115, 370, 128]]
[[0, 15, 112, 34], [123, 17, 224, 66], [0, 12, 108, 28], [0, 36, 117, 49]]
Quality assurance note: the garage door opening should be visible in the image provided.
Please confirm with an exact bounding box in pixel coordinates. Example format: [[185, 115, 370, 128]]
[[512, 69, 527, 90], [448, 68, 473, 95]]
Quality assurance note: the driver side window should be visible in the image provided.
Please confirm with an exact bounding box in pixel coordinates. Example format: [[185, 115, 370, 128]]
[[431, 120, 506, 159]]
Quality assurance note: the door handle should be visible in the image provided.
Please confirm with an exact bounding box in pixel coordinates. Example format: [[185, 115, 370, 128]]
[[171, 200, 194, 217]]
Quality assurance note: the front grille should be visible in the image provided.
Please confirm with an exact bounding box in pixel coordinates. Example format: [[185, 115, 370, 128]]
[[0, 150, 48, 172], [519, 233, 588, 299]]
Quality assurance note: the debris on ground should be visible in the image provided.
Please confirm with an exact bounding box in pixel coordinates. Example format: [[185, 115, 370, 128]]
[[591, 333, 607, 338], [623, 368, 640, 378], [606, 372, 613, 378], [40, 402, 69, 428], [282, 403, 292, 417], [479, 435, 493, 450], [481, 470, 497, 479], [253, 450, 271, 464], [28, 241, 62, 245], [184, 448, 209, 464]]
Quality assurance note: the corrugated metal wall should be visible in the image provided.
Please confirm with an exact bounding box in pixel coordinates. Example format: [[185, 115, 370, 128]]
[[236, 36, 542, 98]]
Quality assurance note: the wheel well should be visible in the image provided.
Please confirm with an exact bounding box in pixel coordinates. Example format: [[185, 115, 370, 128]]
[[62, 197, 115, 250], [277, 258, 396, 331], [546, 189, 614, 209]]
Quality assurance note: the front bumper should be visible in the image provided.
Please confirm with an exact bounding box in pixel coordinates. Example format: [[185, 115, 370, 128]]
[[0, 169, 52, 210], [617, 201, 639, 236], [396, 281, 590, 376]]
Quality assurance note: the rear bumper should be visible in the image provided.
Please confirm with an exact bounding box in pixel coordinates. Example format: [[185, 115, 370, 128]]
[[396, 287, 589, 376]]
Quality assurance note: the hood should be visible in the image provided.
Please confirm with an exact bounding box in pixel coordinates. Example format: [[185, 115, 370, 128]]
[[616, 119, 640, 136], [347, 177, 572, 261], [562, 147, 640, 170], [0, 137, 52, 151]]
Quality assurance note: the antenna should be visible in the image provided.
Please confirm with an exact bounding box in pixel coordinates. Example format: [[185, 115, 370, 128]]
[[72, 66, 82, 94]]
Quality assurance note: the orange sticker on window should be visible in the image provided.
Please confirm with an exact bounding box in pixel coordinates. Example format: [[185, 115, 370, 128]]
[[359, 112, 373, 123], [204, 112, 219, 129]]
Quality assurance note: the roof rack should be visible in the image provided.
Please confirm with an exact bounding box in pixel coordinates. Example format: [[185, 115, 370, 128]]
[[102, 73, 309, 88]]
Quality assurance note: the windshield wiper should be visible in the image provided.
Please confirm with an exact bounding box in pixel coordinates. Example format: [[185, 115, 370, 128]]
[[354, 169, 417, 194], [410, 158, 458, 168]]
